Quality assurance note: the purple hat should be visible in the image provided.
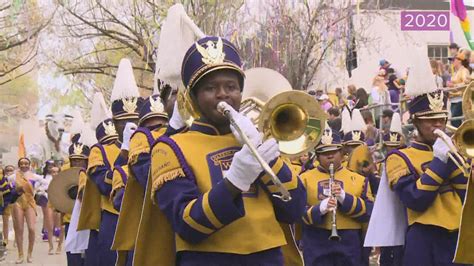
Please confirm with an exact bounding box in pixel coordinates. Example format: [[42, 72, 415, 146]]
[[383, 132, 403, 146], [408, 90, 448, 119], [343, 130, 366, 146], [96, 119, 118, 144], [111, 97, 144, 120], [139, 95, 169, 126], [315, 127, 343, 154], [68, 142, 90, 159], [181, 36, 245, 91]]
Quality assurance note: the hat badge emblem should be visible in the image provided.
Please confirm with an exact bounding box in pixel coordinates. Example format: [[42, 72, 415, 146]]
[[123, 97, 138, 114], [196, 37, 225, 65], [149, 96, 165, 113], [321, 130, 333, 145], [389, 132, 399, 142], [73, 143, 84, 155], [428, 91, 444, 112], [352, 130, 361, 141], [103, 121, 117, 136]]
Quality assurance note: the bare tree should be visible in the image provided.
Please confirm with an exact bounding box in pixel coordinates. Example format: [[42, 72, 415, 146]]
[[0, 1, 52, 86]]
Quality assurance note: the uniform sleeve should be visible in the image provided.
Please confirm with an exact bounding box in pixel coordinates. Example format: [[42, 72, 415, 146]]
[[111, 166, 127, 211], [386, 152, 458, 212], [152, 138, 245, 244], [299, 171, 326, 226], [448, 167, 468, 202], [302, 205, 326, 225], [367, 172, 380, 195], [259, 158, 307, 223], [87, 145, 113, 196], [128, 131, 152, 189], [338, 176, 374, 223]]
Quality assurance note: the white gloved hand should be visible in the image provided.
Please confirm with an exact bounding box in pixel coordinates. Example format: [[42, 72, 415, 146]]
[[121, 122, 137, 151], [319, 198, 331, 215], [228, 107, 262, 147], [169, 102, 186, 130], [226, 138, 280, 191], [433, 137, 450, 163], [257, 138, 280, 164], [336, 189, 346, 203]]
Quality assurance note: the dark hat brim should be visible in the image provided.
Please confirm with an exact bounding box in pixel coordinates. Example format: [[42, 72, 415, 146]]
[[315, 144, 343, 154], [139, 113, 169, 126], [188, 64, 245, 91]]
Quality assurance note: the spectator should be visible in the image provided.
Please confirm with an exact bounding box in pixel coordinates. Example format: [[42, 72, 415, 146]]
[[381, 109, 394, 135], [328, 117, 342, 133], [347, 84, 357, 98], [370, 71, 392, 125], [379, 59, 391, 72], [335, 87, 346, 107], [361, 110, 379, 143], [449, 43, 460, 58], [318, 94, 333, 112], [447, 51, 471, 127], [387, 74, 401, 110], [327, 107, 340, 121], [354, 88, 369, 109]]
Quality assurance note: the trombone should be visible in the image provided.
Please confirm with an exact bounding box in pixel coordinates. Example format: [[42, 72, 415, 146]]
[[434, 82, 474, 176]]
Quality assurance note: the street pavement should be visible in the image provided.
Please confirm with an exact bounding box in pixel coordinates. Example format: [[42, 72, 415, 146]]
[[1, 207, 66, 265]]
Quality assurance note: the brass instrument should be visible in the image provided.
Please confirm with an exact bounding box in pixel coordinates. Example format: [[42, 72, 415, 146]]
[[433, 82, 474, 176], [328, 163, 341, 241], [218, 102, 291, 201], [240, 68, 328, 157], [48, 167, 81, 214], [347, 144, 374, 175]]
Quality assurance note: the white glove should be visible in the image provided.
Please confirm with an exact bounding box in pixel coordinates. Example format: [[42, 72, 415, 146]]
[[121, 122, 137, 151], [226, 138, 280, 191], [169, 102, 186, 130], [433, 137, 450, 163], [336, 189, 346, 203], [319, 198, 333, 215], [228, 107, 262, 147]]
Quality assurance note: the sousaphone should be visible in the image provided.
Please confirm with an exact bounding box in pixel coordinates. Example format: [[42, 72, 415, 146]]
[[48, 167, 81, 214]]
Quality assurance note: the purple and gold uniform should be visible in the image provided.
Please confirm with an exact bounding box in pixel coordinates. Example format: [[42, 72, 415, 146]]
[[112, 95, 170, 266], [78, 119, 121, 266], [300, 129, 374, 266], [386, 89, 468, 265], [151, 121, 306, 265], [135, 36, 306, 265]]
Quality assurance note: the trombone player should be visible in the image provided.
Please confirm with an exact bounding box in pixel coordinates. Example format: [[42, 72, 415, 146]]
[[300, 125, 374, 266], [385, 51, 468, 265], [141, 36, 306, 265]]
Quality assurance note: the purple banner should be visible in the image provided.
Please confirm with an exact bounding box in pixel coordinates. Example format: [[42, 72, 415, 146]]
[[401, 11, 450, 31]]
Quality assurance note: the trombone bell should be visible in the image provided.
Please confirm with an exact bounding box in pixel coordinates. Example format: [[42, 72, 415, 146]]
[[454, 120, 474, 158], [259, 91, 327, 156]]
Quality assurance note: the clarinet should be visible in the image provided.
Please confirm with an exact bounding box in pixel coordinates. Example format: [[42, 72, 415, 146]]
[[328, 163, 341, 241]]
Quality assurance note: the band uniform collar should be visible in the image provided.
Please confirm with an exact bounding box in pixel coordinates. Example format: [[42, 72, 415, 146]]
[[411, 141, 432, 151]]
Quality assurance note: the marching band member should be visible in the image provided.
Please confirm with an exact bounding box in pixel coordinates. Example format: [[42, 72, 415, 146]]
[[74, 115, 117, 265], [64, 140, 90, 266], [300, 125, 374, 266], [78, 58, 141, 266], [111, 94, 170, 265], [138, 36, 306, 265], [385, 51, 468, 265], [0, 166, 19, 247]]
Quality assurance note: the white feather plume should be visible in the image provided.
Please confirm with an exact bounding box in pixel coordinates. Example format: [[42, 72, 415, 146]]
[[78, 124, 96, 147], [405, 46, 438, 97], [110, 58, 140, 102], [90, 92, 111, 130], [351, 109, 366, 132], [390, 112, 403, 134], [154, 3, 205, 93], [69, 109, 85, 135], [341, 107, 352, 134]]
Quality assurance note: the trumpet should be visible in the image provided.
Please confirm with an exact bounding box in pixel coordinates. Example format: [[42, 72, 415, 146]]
[[217, 101, 292, 202], [328, 163, 341, 241]]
